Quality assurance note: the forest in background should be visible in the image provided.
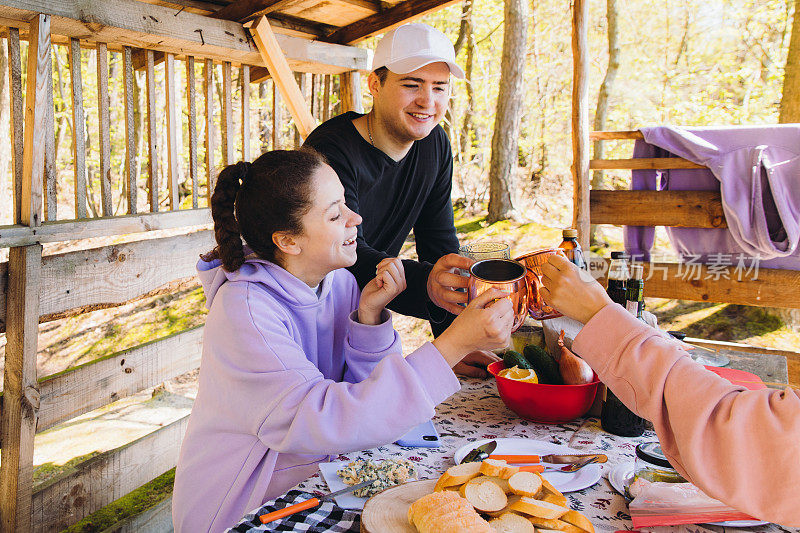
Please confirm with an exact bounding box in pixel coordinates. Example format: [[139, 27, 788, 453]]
[[0, 0, 796, 234]]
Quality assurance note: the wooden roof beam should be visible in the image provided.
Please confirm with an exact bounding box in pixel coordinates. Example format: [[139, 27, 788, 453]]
[[212, 0, 379, 23], [0, 0, 370, 73], [248, 15, 316, 137], [211, 0, 298, 22], [323, 0, 459, 44]]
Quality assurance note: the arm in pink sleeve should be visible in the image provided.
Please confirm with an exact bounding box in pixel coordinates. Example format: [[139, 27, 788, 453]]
[[573, 304, 800, 526]]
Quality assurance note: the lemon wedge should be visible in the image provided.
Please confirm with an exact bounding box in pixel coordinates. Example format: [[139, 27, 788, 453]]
[[498, 366, 538, 383]]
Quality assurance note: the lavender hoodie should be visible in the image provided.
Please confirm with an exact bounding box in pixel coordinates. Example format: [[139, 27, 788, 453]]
[[171, 256, 460, 532], [625, 124, 800, 268]]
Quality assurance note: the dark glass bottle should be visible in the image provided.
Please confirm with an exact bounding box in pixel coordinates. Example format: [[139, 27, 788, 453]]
[[600, 389, 647, 437], [606, 251, 629, 306], [601, 259, 647, 437], [558, 228, 585, 269], [625, 264, 644, 319]]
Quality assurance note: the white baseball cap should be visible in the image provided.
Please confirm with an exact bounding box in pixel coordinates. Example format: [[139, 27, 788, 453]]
[[372, 23, 465, 79]]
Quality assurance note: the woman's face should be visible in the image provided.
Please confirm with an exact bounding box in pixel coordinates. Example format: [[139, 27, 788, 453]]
[[292, 164, 362, 279]]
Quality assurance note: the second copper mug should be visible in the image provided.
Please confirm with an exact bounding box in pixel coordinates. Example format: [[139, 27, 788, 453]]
[[515, 248, 564, 320], [468, 259, 529, 332]]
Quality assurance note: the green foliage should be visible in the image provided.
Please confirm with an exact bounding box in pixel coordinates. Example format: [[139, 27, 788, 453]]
[[62, 469, 175, 533], [416, 0, 793, 224]]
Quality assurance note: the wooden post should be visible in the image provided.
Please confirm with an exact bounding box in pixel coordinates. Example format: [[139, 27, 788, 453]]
[[323, 74, 331, 122], [187, 56, 199, 209], [68, 38, 87, 219], [146, 49, 159, 212], [97, 42, 113, 216], [0, 246, 41, 533], [8, 28, 24, 224], [339, 71, 363, 114], [294, 72, 306, 148], [310, 73, 317, 118], [165, 53, 179, 210], [272, 81, 281, 150], [0, 14, 48, 532], [123, 46, 137, 214], [248, 16, 316, 139], [222, 61, 234, 165], [43, 41, 56, 221], [204, 58, 215, 203], [571, 0, 590, 249], [241, 64, 250, 161]]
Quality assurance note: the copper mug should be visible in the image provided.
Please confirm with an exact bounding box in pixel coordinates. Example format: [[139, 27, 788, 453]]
[[467, 259, 529, 332], [515, 248, 565, 320]]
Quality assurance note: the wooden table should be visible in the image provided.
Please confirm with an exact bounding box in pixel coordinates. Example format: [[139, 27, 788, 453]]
[[687, 345, 789, 387], [230, 376, 799, 533]]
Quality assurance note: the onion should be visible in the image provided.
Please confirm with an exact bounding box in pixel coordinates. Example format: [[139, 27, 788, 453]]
[[558, 330, 594, 385]]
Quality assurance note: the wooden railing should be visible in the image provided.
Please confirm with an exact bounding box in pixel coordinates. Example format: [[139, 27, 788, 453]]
[[0, 9, 364, 531]]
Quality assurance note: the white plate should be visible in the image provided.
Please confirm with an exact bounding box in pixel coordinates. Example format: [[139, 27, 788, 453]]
[[453, 438, 602, 493], [318, 460, 418, 511], [607, 462, 768, 528]]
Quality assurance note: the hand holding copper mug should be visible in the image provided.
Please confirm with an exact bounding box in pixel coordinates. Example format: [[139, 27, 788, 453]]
[[515, 249, 566, 320], [467, 259, 529, 332]]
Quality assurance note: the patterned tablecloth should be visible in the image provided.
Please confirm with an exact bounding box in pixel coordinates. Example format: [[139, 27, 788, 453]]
[[234, 377, 797, 533]]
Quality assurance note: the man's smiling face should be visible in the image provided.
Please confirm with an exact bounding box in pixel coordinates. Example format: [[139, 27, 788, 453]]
[[370, 62, 451, 145]]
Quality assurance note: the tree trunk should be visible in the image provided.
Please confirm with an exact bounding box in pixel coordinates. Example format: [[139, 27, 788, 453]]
[[590, 0, 620, 243], [487, 0, 528, 223], [445, 0, 474, 154], [459, 0, 477, 159], [259, 81, 270, 153], [780, 0, 800, 122]]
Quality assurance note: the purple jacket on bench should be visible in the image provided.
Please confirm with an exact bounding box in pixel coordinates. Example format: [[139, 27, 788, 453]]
[[624, 124, 800, 269]]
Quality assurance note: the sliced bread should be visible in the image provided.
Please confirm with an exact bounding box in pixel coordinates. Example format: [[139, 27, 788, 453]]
[[489, 512, 536, 533], [462, 475, 509, 512], [508, 471, 544, 497], [434, 461, 482, 491], [508, 496, 569, 520]]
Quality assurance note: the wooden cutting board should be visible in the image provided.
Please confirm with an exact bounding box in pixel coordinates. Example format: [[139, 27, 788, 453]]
[[360, 479, 436, 533]]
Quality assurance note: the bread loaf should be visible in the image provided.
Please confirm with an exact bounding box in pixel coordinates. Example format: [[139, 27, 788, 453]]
[[408, 491, 493, 533]]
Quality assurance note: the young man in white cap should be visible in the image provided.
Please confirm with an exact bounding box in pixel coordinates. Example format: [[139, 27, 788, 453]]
[[304, 22, 498, 377]]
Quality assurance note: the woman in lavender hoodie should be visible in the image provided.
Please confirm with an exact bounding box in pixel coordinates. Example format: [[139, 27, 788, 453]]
[[172, 149, 514, 532]]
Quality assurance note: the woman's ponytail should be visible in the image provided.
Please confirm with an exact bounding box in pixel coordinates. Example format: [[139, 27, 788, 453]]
[[210, 161, 249, 271]]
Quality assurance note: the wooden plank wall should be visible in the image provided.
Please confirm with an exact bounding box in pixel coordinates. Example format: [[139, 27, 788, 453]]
[[31, 416, 189, 532], [0, 19, 336, 530]]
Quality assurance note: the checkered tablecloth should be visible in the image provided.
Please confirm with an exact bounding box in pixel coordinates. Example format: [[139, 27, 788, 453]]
[[230, 378, 799, 533], [228, 490, 360, 532]]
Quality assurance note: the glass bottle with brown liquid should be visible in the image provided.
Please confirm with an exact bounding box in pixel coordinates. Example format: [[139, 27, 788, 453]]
[[558, 229, 585, 269]]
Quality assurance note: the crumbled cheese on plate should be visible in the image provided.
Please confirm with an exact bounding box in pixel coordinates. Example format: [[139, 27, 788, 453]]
[[336, 458, 416, 497]]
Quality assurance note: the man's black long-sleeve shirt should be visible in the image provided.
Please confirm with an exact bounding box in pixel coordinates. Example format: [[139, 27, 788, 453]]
[[304, 112, 459, 333]]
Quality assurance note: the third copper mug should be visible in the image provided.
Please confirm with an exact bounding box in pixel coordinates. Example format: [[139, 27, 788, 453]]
[[514, 248, 565, 320], [467, 259, 529, 332]]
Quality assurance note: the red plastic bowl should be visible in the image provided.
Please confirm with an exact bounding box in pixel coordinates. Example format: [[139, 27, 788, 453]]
[[488, 361, 600, 424]]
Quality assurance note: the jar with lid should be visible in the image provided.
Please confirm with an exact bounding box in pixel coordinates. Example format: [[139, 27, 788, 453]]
[[634, 442, 687, 484]]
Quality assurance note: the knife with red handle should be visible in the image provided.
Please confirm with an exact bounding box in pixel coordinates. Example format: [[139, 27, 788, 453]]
[[259, 478, 375, 524]]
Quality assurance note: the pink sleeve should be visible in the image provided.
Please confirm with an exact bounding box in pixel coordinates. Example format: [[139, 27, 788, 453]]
[[573, 304, 800, 526]]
